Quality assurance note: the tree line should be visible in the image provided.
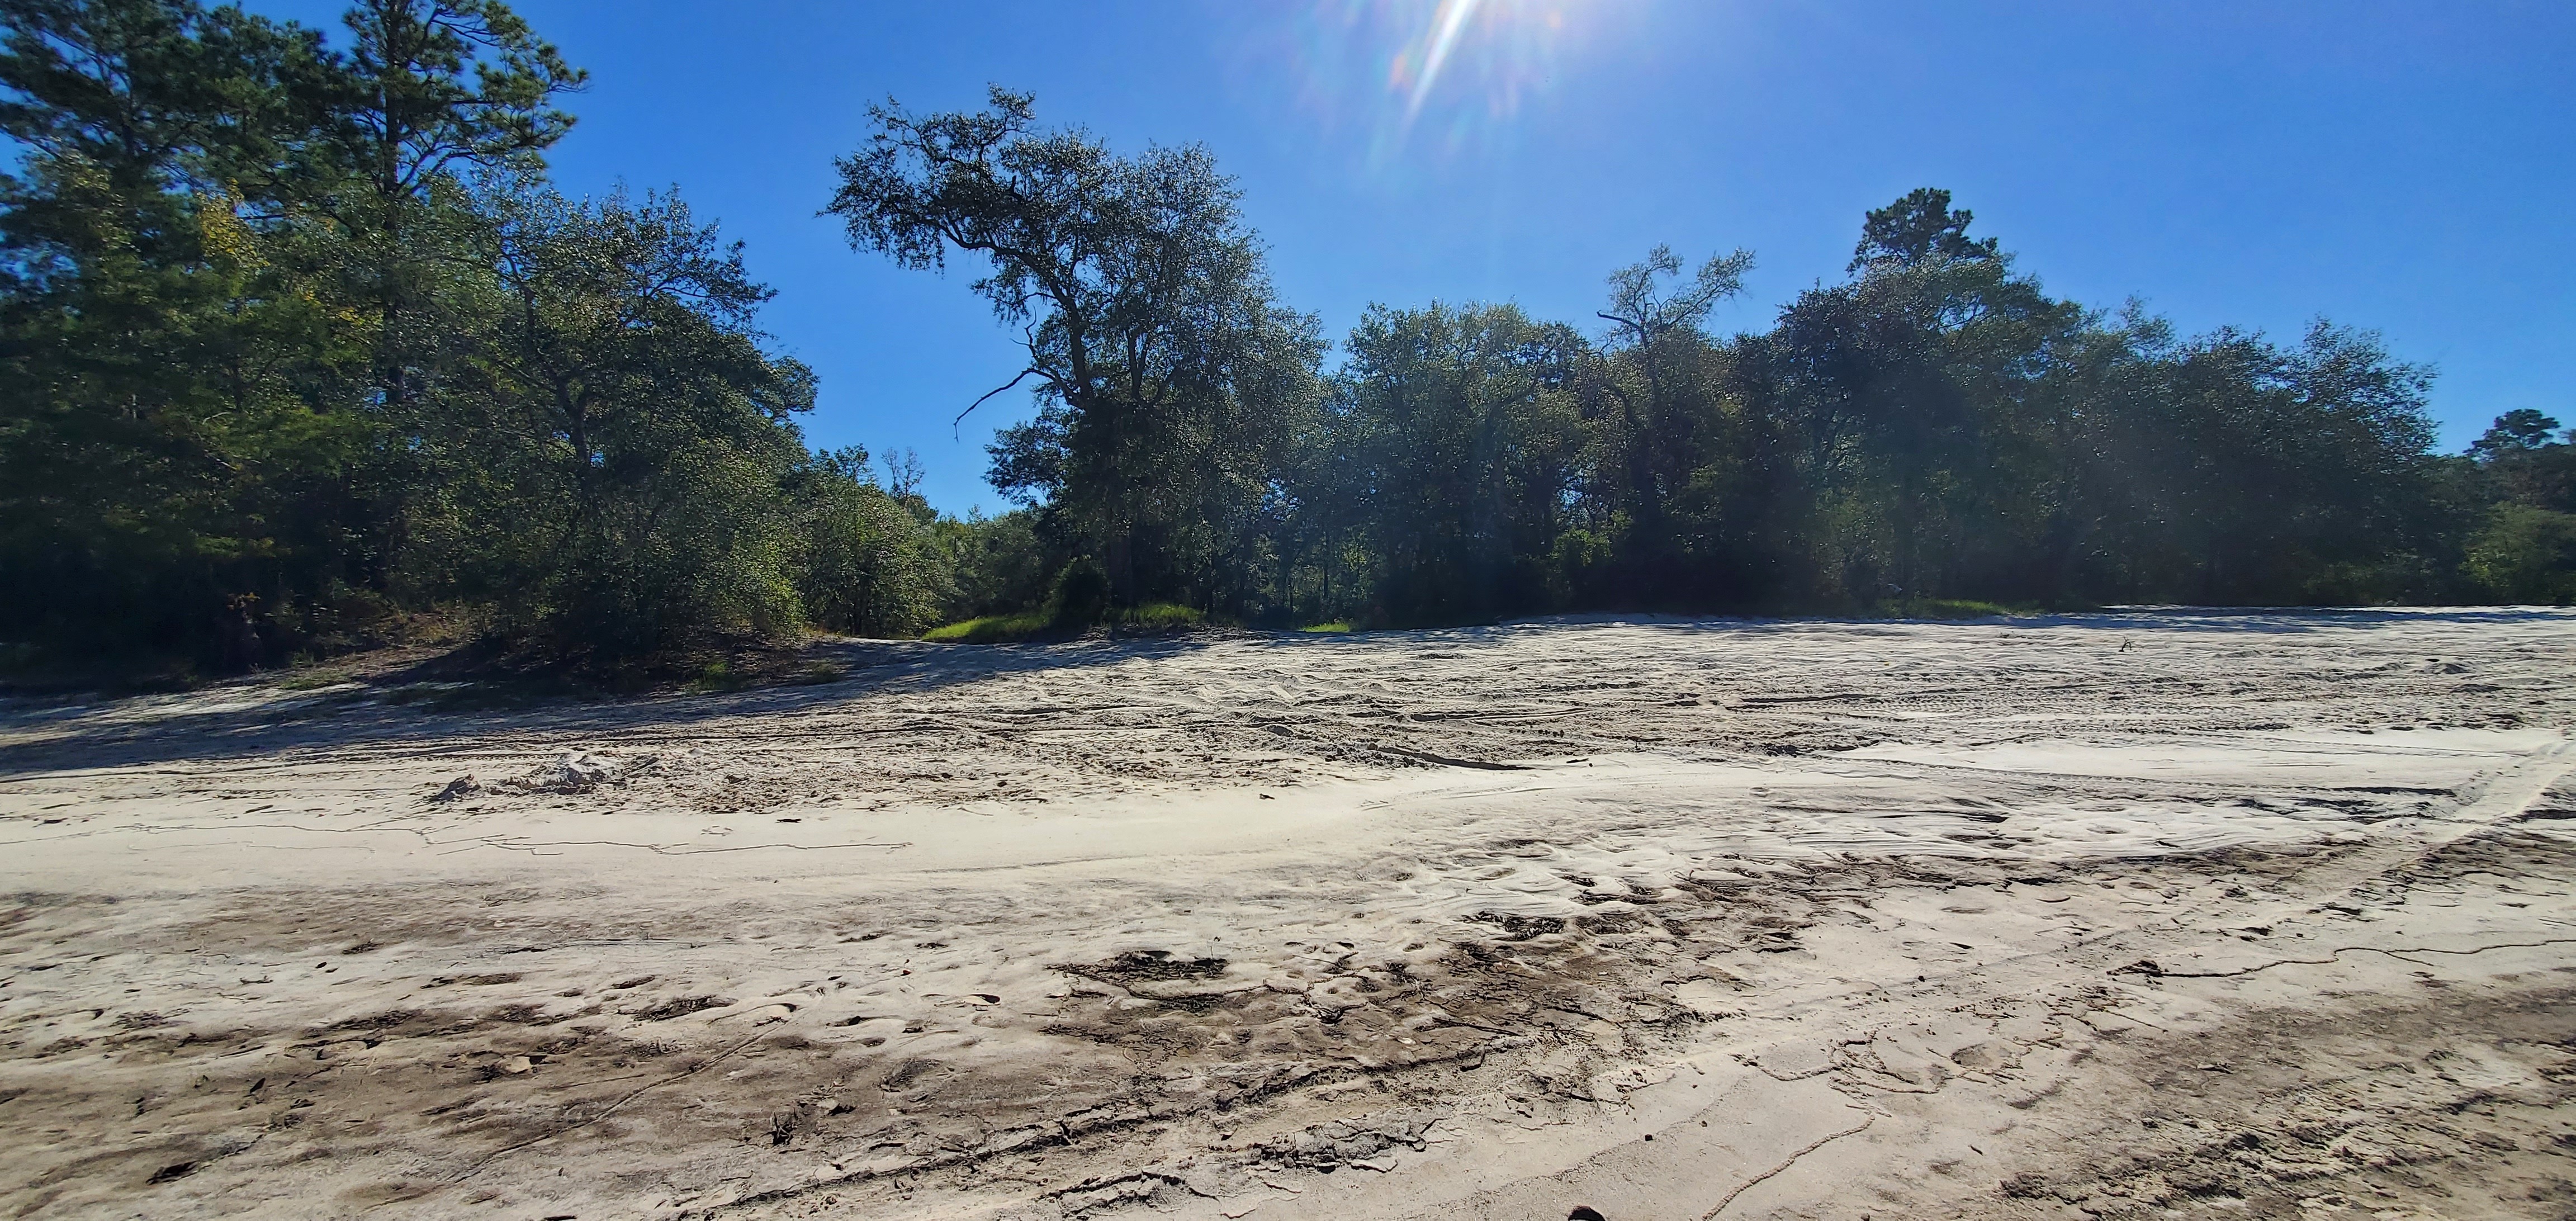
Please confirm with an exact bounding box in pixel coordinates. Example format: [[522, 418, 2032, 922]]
[[3, 5, 2569, 680], [830, 90, 2573, 628]]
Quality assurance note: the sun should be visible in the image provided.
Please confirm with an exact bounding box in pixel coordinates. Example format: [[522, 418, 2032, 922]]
[[1394, 0, 1488, 126], [1275, 0, 1618, 164]]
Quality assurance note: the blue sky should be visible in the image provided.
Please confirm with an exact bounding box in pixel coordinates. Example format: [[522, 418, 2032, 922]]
[[256, 0, 2573, 514]]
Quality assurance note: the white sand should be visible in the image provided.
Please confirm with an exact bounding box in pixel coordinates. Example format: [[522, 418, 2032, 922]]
[[2, 608, 2572, 1219]]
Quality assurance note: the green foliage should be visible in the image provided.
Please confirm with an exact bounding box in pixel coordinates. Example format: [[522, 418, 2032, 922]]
[[921, 610, 1053, 643], [2453, 408, 2574, 600], [920, 599, 1201, 644], [0, 0, 598, 669], [2471, 409, 2563, 458], [392, 181, 816, 660], [0, 0, 858, 674], [2, 0, 368, 666], [1852, 187, 2001, 269], [1879, 599, 2025, 621], [1306, 302, 1588, 624], [1119, 602, 1204, 630], [933, 508, 1053, 621], [680, 659, 750, 694], [827, 89, 1324, 614], [2469, 412, 2574, 514], [1046, 556, 1112, 627], [794, 448, 951, 638], [2464, 505, 2576, 604]]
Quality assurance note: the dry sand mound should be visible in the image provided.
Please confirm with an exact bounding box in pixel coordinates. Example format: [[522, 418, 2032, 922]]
[[1, 608, 2571, 1219]]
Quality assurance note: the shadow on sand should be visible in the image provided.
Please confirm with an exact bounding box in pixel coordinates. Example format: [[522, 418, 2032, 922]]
[[3, 607, 2566, 778]]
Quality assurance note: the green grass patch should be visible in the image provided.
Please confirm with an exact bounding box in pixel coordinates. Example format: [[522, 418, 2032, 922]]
[[922, 603, 1209, 643], [922, 610, 1054, 643], [1296, 621, 1354, 634], [1884, 598, 2025, 620], [787, 660, 849, 685], [680, 659, 757, 694], [1118, 603, 1204, 630]]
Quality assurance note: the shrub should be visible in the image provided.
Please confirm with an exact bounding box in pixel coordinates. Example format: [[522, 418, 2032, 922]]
[[2464, 505, 2576, 604], [795, 466, 949, 638], [1048, 557, 1113, 627]]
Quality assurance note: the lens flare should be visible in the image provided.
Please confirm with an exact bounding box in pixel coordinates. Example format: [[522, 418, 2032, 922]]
[[1403, 0, 1485, 127], [1257, 0, 1624, 170]]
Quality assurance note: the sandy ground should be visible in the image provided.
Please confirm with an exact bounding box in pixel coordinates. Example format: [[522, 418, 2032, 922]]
[[2, 609, 2573, 1221]]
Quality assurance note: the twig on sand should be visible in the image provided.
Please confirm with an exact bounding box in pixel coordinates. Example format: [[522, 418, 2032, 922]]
[[1700, 1109, 1877, 1219], [373, 1029, 774, 1208], [2129, 936, 2576, 979], [1376, 745, 1530, 771]]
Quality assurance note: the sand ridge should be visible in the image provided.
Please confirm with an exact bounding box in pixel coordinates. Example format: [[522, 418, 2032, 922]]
[[1, 609, 2571, 1219]]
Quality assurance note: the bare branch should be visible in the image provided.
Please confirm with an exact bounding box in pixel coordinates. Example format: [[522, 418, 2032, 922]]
[[955, 366, 1043, 435]]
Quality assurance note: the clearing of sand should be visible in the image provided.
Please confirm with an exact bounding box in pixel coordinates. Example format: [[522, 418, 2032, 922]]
[[2, 609, 2572, 1219]]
